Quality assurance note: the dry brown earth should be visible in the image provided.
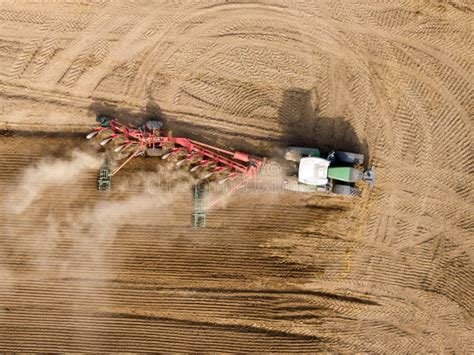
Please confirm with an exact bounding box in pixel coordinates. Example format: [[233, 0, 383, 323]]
[[0, 1, 472, 352]]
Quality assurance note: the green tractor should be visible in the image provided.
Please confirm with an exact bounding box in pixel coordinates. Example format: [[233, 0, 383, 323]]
[[283, 147, 375, 196]]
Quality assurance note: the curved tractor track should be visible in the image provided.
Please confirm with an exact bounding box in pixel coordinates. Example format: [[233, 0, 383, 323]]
[[0, 1, 472, 353]]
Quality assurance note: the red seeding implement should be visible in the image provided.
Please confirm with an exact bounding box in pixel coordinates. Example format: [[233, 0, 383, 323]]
[[87, 116, 266, 227], [87, 116, 265, 182]]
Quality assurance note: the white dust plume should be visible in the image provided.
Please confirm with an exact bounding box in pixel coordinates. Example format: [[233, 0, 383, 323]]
[[4, 150, 103, 214]]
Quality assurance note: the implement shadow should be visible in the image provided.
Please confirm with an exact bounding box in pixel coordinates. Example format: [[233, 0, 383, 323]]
[[88, 98, 263, 156], [88, 99, 164, 127]]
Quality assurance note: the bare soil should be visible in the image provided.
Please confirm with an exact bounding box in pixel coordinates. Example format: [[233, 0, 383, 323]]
[[0, 1, 472, 352]]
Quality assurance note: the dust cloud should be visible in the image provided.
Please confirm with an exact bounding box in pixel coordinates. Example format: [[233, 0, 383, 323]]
[[4, 150, 104, 214], [1, 148, 279, 296], [1, 150, 194, 285], [204, 160, 286, 210]]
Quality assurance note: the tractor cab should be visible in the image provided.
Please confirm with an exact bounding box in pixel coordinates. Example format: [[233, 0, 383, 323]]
[[298, 157, 330, 186]]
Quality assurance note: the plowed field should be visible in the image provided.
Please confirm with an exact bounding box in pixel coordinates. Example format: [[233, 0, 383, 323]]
[[0, 1, 472, 352]]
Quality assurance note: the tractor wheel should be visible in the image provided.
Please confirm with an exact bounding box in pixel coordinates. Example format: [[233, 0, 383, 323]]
[[145, 120, 164, 130], [335, 151, 364, 165], [96, 115, 111, 127], [332, 184, 360, 196]]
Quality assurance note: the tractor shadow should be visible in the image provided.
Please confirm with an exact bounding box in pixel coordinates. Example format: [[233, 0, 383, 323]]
[[277, 88, 369, 165]]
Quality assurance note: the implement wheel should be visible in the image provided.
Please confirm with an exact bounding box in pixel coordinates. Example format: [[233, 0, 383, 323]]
[[145, 120, 164, 130]]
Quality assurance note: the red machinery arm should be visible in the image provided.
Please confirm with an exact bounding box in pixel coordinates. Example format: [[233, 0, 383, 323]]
[[89, 118, 265, 180]]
